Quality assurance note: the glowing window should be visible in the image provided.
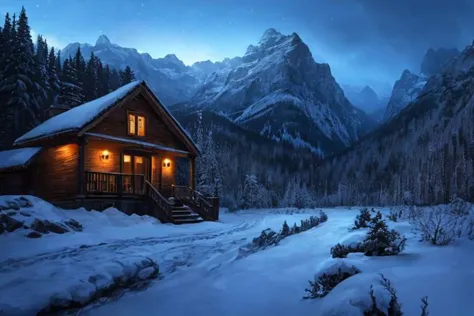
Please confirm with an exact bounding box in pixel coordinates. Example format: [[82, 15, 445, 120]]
[[135, 156, 143, 164], [128, 113, 146, 136], [128, 114, 136, 135], [123, 155, 131, 163], [137, 116, 146, 136]]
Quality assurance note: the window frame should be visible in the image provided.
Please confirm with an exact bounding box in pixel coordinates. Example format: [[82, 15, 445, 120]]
[[127, 111, 147, 137]]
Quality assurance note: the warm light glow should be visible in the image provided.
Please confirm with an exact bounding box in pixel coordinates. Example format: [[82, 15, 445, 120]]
[[123, 155, 131, 163], [163, 158, 171, 168], [128, 114, 136, 135], [135, 156, 143, 164], [138, 116, 146, 136], [101, 150, 110, 161]]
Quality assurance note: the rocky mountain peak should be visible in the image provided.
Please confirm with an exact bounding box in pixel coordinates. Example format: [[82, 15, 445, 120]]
[[95, 35, 111, 47], [420, 47, 460, 76]]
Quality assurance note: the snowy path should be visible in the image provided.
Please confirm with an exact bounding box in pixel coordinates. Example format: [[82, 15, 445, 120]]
[[3, 204, 474, 316]]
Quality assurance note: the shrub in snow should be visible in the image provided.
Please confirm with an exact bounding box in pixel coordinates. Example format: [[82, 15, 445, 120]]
[[319, 210, 328, 223], [412, 204, 474, 245], [449, 197, 470, 216], [330, 243, 363, 258], [239, 212, 329, 258], [351, 208, 372, 230], [362, 274, 429, 316], [332, 213, 406, 258], [387, 208, 403, 222], [292, 223, 300, 234], [281, 221, 291, 236], [363, 218, 407, 256], [304, 265, 360, 299]]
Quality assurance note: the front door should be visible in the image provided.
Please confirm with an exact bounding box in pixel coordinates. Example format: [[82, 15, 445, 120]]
[[122, 153, 150, 194]]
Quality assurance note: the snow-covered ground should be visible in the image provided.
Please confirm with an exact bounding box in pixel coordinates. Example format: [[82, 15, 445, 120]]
[[1, 197, 474, 315]]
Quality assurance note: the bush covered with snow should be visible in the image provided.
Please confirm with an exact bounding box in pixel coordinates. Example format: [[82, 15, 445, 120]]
[[239, 211, 328, 258], [351, 208, 372, 230], [0, 196, 83, 238], [363, 275, 429, 316], [412, 201, 474, 245], [332, 212, 406, 258], [304, 260, 360, 299]]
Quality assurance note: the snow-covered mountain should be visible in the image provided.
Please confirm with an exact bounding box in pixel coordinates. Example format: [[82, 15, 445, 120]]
[[343, 85, 385, 114], [316, 40, 474, 205], [383, 47, 461, 122], [62, 35, 204, 105], [181, 29, 373, 156], [384, 70, 427, 122]]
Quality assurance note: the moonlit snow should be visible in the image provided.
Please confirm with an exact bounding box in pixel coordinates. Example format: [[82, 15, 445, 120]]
[[1, 197, 473, 315]]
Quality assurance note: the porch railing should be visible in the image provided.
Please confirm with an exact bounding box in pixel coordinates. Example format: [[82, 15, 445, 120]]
[[172, 185, 219, 221], [85, 171, 146, 195], [145, 180, 174, 221]]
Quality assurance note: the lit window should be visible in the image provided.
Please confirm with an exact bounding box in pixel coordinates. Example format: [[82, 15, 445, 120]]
[[128, 113, 146, 136], [138, 116, 146, 136], [128, 114, 136, 135], [135, 156, 143, 164], [123, 155, 131, 163]]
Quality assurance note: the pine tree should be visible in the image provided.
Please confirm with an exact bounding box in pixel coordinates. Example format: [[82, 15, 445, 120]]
[[57, 58, 84, 108], [241, 174, 259, 209], [83, 52, 98, 101], [281, 221, 291, 236], [109, 68, 121, 90], [102, 64, 111, 94], [1, 8, 41, 145], [47, 47, 60, 105], [34, 34, 50, 118], [56, 49, 62, 74], [121, 65, 135, 84]]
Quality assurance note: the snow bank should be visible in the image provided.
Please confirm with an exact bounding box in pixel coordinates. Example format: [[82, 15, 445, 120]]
[[0, 255, 159, 315]]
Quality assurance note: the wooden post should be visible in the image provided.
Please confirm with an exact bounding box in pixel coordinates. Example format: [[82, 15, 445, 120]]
[[78, 138, 86, 197], [190, 156, 196, 190]]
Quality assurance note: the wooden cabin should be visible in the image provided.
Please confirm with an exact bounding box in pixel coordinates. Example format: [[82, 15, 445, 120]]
[[0, 81, 219, 224]]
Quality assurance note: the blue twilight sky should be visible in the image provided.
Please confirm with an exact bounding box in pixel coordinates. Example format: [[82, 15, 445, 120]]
[[1, 0, 474, 96]]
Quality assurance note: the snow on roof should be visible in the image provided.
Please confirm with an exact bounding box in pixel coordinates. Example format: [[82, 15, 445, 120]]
[[15, 81, 143, 145], [85, 133, 190, 155], [0, 147, 42, 171]]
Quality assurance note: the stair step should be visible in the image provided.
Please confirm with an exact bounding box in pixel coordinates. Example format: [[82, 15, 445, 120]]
[[172, 206, 192, 211], [173, 218, 204, 224], [172, 213, 200, 219]]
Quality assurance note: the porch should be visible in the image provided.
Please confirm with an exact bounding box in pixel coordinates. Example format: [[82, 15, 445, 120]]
[[82, 171, 219, 223]]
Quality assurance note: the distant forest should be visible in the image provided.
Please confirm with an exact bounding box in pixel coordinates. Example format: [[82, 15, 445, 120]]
[[0, 7, 135, 148]]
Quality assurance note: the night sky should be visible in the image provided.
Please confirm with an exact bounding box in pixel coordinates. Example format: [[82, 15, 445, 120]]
[[1, 0, 473, 95]]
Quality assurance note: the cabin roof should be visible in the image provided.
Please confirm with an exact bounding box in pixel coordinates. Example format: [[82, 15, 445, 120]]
[[14, 81, 199, 155], [15, 81, 142, 145], [0, 147, 42, 171]]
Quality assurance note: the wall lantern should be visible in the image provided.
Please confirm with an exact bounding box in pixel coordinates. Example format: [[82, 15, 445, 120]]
[[163, 158, 171, 168], [101, 150, 110, 161]]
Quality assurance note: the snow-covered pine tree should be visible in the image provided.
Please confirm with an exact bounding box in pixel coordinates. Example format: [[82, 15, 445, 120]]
[[34, 34, 50, 119], [0, 8, 42, 146], [47, 47, 60, 106], [205, 129, 222, 197], [57, 58, 84, 108], [241, 174, 259, 209]]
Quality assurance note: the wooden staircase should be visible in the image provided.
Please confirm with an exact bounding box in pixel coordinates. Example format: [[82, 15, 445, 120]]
[[171, 205, 203, 224], [145, 180, 216, 224]]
